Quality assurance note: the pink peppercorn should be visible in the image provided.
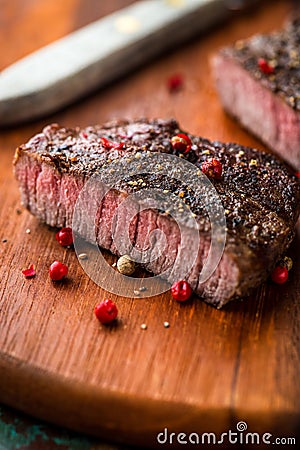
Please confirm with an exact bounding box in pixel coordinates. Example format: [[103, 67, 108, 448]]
[[49, 261, 68, 281], [94, 299, 118, 324], [55, 227, 73, 247], [171, 280, 192, 302]]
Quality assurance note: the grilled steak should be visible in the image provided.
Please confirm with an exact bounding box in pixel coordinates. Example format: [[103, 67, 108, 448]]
[[14, 118, 300, 307], [211, 18, 300, 170]]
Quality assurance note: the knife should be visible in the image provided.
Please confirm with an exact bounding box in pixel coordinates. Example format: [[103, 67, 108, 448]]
[[0, 0, 255, 126]]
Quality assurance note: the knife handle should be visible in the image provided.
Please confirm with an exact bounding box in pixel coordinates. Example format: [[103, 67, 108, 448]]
[[0, 0, 229, 126]]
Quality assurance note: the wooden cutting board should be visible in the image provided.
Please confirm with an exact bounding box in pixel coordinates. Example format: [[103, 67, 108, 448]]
[[0, 0, 299, 448]]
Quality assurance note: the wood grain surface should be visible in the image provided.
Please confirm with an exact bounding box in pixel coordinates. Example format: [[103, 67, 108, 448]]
[[0, 0, 299, 448]]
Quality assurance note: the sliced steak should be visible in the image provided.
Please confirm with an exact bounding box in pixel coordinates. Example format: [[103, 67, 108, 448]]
[[211, 18, 300, 170], [13, 118, 300, 307]]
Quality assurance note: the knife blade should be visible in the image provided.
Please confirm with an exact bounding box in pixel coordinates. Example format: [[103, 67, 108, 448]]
[[0, 0, 230, 126]]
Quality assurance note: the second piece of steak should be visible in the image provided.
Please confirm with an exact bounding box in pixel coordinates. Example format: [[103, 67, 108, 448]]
[[211, 18, 300, 171], [14, 119, 300, 307]]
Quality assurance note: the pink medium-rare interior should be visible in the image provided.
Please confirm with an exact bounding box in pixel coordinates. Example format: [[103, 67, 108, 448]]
[[14, 153, 241, 305], [212, 54, 300, 170]]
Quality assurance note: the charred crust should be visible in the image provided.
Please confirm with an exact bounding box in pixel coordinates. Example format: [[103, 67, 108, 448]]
[[223, 18, 300, 111], [15, 118, 300, 255]]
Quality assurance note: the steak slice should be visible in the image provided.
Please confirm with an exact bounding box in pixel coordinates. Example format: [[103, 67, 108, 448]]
[[211, 18, 300, 171], [13, 118, 300, 308]]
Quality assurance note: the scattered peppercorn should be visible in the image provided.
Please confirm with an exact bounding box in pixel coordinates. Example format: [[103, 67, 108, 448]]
[[170, 133, 192, 154], [100, 137, 125, 150], [114, 142, 125, 150], [56, 227, 74, 247], [171, 280, 192, 302], [271, 266, 288, 284], [78, 253, 88, 260], [49, 261, 68, 281], [22, 264, 36, 278], [201, 158, 223, 179], [117, 255, 136, 275], [249, 159, 257, 167], [278, 256, 293, 272], [258, 58, 275, 75], [100, 137, 114, 149], [94, 299, 118, 324], [167, 74, 184, 92]]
